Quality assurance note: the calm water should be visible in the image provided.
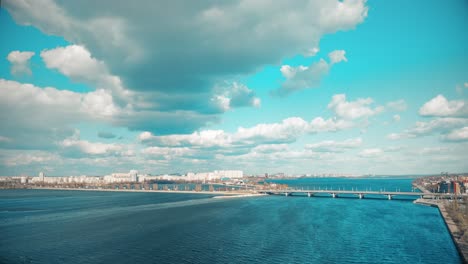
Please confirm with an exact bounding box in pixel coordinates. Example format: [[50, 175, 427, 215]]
[[0, 178, 461, 263]]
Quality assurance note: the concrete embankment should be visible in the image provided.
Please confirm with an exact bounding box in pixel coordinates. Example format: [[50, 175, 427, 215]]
[[414, 199, 468, 263]]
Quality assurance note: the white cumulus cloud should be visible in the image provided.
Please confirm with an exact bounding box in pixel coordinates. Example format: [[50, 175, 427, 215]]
[[7, 50, 35, 76], [387, 118, 468, 140], [328, 50, 347, 64], [274, 50, 347, 96], [419, 95, 468, 117], [359, 148, 383, 158], [443, 127, 468, 142], [328, 94, 384, 120], [305, 138, 362, 152]]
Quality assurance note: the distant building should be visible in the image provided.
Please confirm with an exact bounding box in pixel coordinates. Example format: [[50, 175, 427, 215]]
[[439, 181, 450, 193], [185, 170, 244, 182], [39, 172, 45, 182], [452, 181, 461, 194], [104, 170, 139, 183], [214, 170, 243, 179]]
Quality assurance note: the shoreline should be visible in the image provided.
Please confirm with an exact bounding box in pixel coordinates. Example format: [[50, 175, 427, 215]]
[[212, 193, 267, 199], [5, 186, 466, 261], [14, 187, 258, 197], [414, 199, 468, 263]]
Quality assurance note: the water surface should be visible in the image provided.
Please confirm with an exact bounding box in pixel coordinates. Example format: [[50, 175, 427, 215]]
[[0, 179, 461, 263]]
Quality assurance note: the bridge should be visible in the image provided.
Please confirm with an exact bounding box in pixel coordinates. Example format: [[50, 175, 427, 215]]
[[258, 189, 466, 200]]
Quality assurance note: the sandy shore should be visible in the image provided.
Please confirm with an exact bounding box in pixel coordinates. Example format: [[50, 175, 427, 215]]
[[212, 193, 267, 199]]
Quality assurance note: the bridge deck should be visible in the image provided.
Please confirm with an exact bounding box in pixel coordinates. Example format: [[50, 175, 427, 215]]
[[260, 189, 465, 198]]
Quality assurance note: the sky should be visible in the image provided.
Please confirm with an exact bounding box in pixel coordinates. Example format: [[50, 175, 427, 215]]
[[0, 0, 467, 176]]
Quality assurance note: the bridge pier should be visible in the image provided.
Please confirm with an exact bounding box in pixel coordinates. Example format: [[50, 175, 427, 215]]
[[284, 192, 291, 197], [332, 193, 337, 198], [358, 193, 364, 199], [387, 194, 392, 200], [307, 192, 312, 197]]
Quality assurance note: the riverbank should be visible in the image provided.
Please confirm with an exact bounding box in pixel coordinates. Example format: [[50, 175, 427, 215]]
[[25, 187, 256, 196], [213, 193, 267, 199], [414, 198, 468, 263]]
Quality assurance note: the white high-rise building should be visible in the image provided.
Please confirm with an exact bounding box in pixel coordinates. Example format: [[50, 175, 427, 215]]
[[103, 170, 139, 183], [38, 172, 45, 182], [214, 170, 243, 179], [185, 170, 244, 181]]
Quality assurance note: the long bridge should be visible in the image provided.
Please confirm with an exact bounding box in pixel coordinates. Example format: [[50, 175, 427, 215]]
[[258, 189, 466, 200]]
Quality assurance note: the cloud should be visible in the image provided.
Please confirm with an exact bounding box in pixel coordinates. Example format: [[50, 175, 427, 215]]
[[141, 146, 194, 160], [305, 138, 362, 152], [7, 50, 35, 76], [359, 148, 383, 158], [40, 45, 134, 106], [3, 1, 368, 136], [392, 114, 401, 122], [443, 127, 468, 142], [98, 131, 117, 139], [309, 117, 353, 132], [235, 117, 310, 144], [233, 116, 349, 145], [39, 45, 259, 130], [4, 0, 367, 98], [140, 113, 352, 151], [0, 136, 12, 143], [274, 59, 329, 96], [455, 83, 468, 95], [61, 139, 124, 156], [228, 82, 261, 108], [273, 50, 347, 96], [328, 94, 384, 120], [60, 130, 134, 157], [212, 82, 260, 110], [386, 99, 407, 112], [2, 150, 59, 167], [0, 78, 221, 151], [41, 45, 106, 80], [139, 130, 231, 148], [251, 144, 290, 154], [419, 95, 468, 117], [139, 94, 359, 151], [328, 50, 347, 64], [114, 109, 219, 135], [387, 118, 468, 140], [0, 79, 117, 149]]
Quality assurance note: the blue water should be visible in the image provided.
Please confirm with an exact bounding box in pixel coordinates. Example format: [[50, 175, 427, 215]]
[[0, 178, 461, 264]]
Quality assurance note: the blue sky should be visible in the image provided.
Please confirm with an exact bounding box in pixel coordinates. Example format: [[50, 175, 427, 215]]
[[0, 0, 467, 176]]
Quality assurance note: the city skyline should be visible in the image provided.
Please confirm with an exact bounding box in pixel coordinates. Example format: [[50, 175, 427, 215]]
[[1, 0, 468, 176]]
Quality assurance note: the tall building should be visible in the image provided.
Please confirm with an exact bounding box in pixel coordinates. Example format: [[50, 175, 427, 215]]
[[452, 181, 460, 194], [38, 172, 45, 182], [214, 170, 243, 179]]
